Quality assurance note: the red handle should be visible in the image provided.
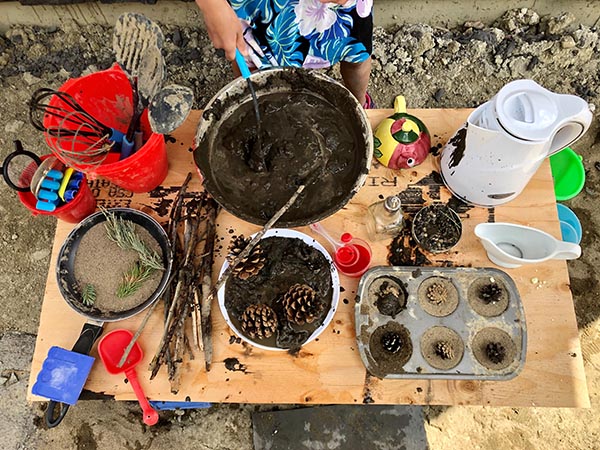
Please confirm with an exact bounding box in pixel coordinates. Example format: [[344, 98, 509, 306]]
[[125, 368, 159, 426]]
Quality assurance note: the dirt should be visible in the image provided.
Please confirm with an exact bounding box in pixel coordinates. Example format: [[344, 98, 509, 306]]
[[417, 276, 459, 317], [467, 276, 510, 317], [215, 91, 357, 222], [471, 327, 518, 370], [73, 221, 162, 313], [420, 326, 465, 370], [2, 7, 600, 450], [369, 276, 407, 318], [367, 322, 413, 374], [412, 203, 462, 253], [224, 236, 333, 349], [196, 70, 370, 227]]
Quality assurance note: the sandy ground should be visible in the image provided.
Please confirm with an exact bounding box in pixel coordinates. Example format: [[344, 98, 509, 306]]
[[1, 8, 599, 449]]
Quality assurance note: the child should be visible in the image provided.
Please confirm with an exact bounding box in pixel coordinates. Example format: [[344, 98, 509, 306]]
[[195, 0, 375, 108]]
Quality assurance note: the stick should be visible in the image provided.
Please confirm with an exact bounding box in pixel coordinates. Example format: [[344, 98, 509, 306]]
[[116, 297, 161, 368], [199, 198, 218, 370], [203, 180, 310, 333]]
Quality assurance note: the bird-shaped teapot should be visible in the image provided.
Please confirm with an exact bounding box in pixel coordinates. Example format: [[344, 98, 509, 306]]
[[373, 96, 431, 170]]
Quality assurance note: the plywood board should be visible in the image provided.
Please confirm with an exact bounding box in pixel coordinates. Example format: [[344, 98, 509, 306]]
[[27, 109, 589, 407]]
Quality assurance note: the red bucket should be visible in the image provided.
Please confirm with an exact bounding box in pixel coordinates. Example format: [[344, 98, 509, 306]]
[[43, 64, 168, 193], [17, 155, 97, 223]]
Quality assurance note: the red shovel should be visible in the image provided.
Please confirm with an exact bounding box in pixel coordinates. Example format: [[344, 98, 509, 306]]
[[98, 329, 159, 426]]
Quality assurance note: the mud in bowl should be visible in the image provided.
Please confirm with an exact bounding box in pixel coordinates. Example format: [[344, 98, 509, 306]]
[[218, 229, 340, 351], [194, 68, 373, 227]]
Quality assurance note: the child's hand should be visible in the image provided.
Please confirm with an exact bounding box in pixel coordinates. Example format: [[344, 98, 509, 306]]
[[196, 0, 246, 60]]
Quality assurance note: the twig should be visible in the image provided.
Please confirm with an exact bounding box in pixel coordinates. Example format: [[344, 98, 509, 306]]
[[203, 180, 310, 329], [191, 287, 201, 349], [199, 198, 218, 370], [117, 298, 161, 368], [114, 175, 195, 372]]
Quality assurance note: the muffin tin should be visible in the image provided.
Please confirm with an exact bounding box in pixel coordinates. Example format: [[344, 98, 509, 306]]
[[355, 266, 526, 380]]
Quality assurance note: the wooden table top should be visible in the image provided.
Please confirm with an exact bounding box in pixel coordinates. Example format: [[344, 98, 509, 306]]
[[27, 109, 590, 407]]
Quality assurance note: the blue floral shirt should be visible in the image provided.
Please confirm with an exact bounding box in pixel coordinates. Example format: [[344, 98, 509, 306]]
[[230, 0, 373, 68]]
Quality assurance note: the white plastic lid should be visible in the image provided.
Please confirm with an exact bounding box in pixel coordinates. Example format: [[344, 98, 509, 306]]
[[494, 80, 560, 141], [493, 79, 585, 142]]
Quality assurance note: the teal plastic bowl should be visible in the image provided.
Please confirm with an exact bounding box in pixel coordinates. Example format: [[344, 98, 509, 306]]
[[549, 147, 585, 201], [557, 203, 582, 244]]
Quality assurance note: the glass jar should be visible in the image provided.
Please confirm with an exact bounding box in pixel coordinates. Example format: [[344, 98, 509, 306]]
[[366, 195, 404, 241]]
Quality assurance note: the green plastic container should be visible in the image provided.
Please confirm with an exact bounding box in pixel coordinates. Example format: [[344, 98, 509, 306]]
[[549, 147, 585, 201]]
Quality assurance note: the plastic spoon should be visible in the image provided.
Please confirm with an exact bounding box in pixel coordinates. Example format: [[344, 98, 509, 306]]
[[98, 329, 159, 426], [235, 49, 267, 171], [148, 84, 194, 134]]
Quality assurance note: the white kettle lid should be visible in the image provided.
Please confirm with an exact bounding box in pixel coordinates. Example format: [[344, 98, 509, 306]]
[[493, 79, 587, 142]]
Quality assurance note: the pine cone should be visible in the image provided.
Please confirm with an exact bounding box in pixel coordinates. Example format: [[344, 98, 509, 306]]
[[381, 332, 403, 353], [427, 283, 448, 305], [435, 341, 454, 360], [228, 235, 266, 280], [282, 284, 325, 325], [241, 304, 278, 339]]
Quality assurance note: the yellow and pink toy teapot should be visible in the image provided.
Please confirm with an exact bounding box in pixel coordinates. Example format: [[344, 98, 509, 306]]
[[373, 96, 431, 170]]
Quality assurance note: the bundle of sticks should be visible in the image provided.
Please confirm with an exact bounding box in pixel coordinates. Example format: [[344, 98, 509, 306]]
[[119, 161, 316, 394], [147, 173, 219, 393]]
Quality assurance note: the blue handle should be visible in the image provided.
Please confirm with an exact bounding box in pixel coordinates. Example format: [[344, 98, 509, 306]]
[[64, 189, 78, 202], [36, 199, 57, 212], [235, 49, 251, 79], [109, 128, 125, 144], [41, 178, 61, 191], [120, 136, 135, 160], [37, 189, 59, 202]]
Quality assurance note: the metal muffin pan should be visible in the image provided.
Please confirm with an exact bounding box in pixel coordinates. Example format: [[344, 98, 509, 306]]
[[355, 266, 527, 380]]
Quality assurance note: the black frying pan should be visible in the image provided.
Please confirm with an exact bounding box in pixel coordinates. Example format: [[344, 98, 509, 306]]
[[46, 208, 172, 427]]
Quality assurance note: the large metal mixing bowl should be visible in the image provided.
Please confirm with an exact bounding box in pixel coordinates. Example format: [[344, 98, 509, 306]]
[[194, 68, 372, 227]]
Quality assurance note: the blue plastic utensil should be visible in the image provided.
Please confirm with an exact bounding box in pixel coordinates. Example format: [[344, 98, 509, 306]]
[[235, 49, 260, 124], [235, 49, 266, 171], [235, 49, 252, 79], [32, 346, 95, 406]]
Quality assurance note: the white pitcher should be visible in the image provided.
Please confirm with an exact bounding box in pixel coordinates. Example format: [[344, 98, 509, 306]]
[[474, 222, 581, 268], [440, 80, 592, 207]]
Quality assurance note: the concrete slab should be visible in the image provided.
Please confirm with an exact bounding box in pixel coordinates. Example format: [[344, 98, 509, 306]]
[[252, 405, 428, 450], [0, 332, 40, 450], [0, 0, 599, 33]]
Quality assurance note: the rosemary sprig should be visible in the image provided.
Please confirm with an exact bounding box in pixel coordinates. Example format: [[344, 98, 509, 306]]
[[117, 261, 155, 298], [82, 284, 97, 306], [102, 209, 164, 270], [123, 230, 163, 270]]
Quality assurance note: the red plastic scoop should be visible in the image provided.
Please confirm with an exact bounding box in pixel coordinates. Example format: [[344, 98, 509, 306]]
[[98, 329, 159, 426]]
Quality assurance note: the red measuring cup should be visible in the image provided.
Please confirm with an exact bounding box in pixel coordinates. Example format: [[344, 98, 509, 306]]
[[98, 329, 159, 426]]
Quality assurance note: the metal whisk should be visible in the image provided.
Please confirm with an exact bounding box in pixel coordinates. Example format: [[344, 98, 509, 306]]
[[50, 113, 116, 169], [29, 88, 125, 169]]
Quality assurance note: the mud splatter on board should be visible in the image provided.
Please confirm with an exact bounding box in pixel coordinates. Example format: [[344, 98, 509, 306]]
[[143, 185, 205, 217], [387, 170, 489, 267], [446, 125, 468, 171], [224, 357, 248, 373], [362, 373, 376, 404]]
